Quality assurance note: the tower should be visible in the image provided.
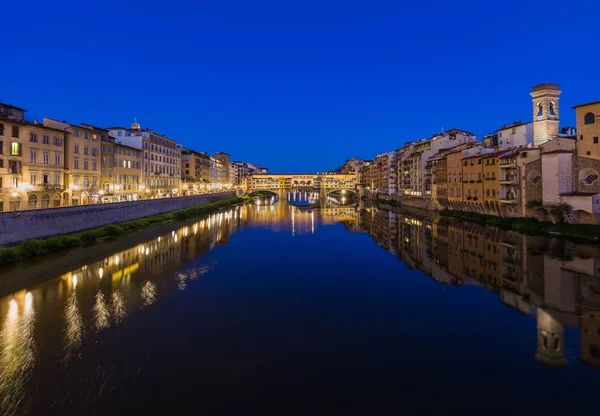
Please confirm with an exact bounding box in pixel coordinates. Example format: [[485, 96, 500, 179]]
[[530, 84, 561, 146], [534, 308, 567, 367], [131, 117, 141, 130]]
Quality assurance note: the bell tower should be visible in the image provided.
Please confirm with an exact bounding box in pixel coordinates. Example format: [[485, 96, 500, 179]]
[[534, 308, 567, 367], [530, 84, 561, 146]]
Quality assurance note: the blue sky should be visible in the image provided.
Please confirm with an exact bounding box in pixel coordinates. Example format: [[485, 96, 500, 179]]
[[2, 0, 599, 173]]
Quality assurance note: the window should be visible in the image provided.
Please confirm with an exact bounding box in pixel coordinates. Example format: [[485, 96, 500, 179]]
[[12, 126, 19, 138], [84, 132, 89, 139], [43, 152, 49, 165], [92, 148, 98, 156], [55, 136, 62, 146], [584, 112, 595, 125], [0, 140, 3, 154], [588, 151, 592, 156], [118, 131, 123, 137], [30, 173, 37, 185], [73, 129, 79, 137], [93, 161, 97, 171], [594, 137, 599, 144], [43, 135, 50, 144], [0, 123, 4, 136], [84, 147, 89, 155], [55, 153, 61, 166], [580, 135, 584, 141], [74, 159, 79, 169], [29, 133, 38, 142], [84, 161, 89, 170], [549, 102, 555, 116], [0, 159, 3, 168], [42, 174, 50, 185], [538, 103, 543, 117], [30, 150, 37, 163], [74, 144, 79, 154]]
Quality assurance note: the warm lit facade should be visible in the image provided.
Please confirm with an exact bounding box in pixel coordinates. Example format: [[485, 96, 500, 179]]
[[182, 149, 211, 194], [244, 173, 356, 193], [44, 118, 101, 206], [108, 122, 181, 198], [113, 142, 142, 201], [573, 101, 600, 159], [1, 104, 67, 211]]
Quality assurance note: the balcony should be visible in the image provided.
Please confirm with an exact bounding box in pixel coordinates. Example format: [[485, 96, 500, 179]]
[[36, 184, 66, 192], [499, 197, 518, 204], [499, 160, 516, 168], [500, 178, 518, 186]]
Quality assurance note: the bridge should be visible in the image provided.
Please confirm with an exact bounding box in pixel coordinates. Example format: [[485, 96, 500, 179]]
[[242, 173, 357, 196]]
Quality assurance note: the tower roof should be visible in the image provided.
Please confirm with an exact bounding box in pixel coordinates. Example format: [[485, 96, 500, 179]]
[[532, 83, 559, 92]]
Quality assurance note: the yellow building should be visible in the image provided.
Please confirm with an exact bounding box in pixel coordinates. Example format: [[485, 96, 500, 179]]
[[481, 150, 505, 215], [573, 101, 600, 158], [113, 142, 142, 201], [100, 139, 115, 200], [44, 118, 102, 206], [1, 103, 67, 211], [461, 154, 484, 206], [446, 150, 463, 206], [182, 149, 211, 194]]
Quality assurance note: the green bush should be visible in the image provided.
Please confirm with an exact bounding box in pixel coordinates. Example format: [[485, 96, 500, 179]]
[[0, 196, 247, 267]]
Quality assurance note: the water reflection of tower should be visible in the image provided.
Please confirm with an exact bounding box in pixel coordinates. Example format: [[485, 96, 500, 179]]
[[535, 308, 567, 367]]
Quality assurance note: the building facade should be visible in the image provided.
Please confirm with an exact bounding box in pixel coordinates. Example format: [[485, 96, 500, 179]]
[[44, 118, 101, 206], [108, 122, 181, 198], [1, 104, 67, 211]]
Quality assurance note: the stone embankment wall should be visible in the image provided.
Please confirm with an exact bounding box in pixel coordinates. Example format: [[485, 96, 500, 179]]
[[0, 192, 236, 245]]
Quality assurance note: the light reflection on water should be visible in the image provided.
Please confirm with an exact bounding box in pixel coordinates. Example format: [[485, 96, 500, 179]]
[[0, 292, 36, 416], [0, 201, 599, 413]]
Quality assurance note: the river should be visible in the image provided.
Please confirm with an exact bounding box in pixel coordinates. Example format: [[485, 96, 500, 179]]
[[0, 197, 599, 414]]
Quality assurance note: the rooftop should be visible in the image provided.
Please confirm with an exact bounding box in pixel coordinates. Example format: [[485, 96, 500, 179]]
[[532, 83, 559, 92], [0, 102, 27, 112], [497, 121, 530, 131], [571, 100, 600, 109]]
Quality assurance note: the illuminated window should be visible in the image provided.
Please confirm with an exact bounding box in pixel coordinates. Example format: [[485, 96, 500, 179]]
[[11, 142, 20, 156]]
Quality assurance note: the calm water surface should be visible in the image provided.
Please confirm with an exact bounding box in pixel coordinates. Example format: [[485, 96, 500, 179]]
[[1, 197, 599, 415]]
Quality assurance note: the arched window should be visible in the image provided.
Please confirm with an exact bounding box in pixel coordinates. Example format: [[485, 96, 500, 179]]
[[579, 168, 599, 185], [549, 102, 555, 116], [41, 194, 50, 208], [538, 103, 543, 117], [27, 194, 37, 210], [584, 112, 595, 125], [527, 170, 542, 184]]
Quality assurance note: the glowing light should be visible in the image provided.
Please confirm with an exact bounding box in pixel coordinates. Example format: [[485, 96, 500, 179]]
[[145, 247, 149, 256], [72, 274, 78, 287], [8, 299, 18, 319], [93, 291, 110, 330], [171, 231, 175, 237], [111, 291, 127, 323], [24, 292, 33, 310], [99, 268, 104, 279], [115, 256, 120, 266], [141, 281, 157, 307]]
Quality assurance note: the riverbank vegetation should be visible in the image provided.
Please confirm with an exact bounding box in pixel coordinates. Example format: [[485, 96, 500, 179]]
[[0, 196, 250, 267], [439, 209, 600, 243]]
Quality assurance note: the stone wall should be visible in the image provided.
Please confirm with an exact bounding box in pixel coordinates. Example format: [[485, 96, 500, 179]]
[[0, 192, 236, 245], [574, 156, 600, 194]]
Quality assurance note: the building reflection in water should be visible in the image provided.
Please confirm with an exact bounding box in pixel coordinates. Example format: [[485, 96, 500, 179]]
[[2, 199, 599, 413], [358, 204, 600, 370]]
